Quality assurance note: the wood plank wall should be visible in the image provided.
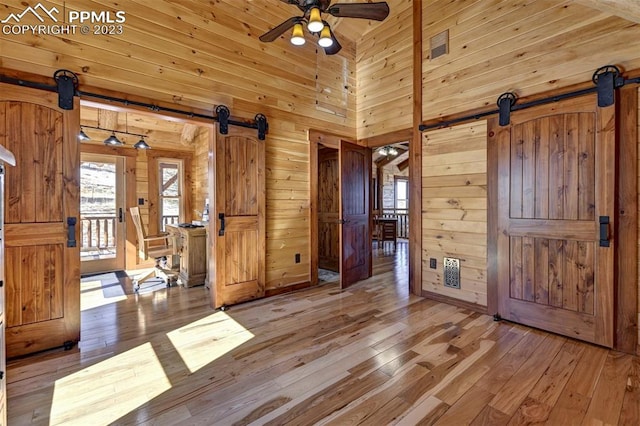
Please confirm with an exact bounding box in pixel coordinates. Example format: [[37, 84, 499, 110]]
[[416, 0, 640, 328], [356, 0, 413, 139], [421, 121, 487, 306], [0, 0, 358, 292], [421, 0, 640, 119], [637, 87, 640, 350]]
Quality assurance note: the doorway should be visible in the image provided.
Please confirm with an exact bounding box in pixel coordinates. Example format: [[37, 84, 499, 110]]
[[317, 145, 340, 283], [310, 131, 372, 289], [80, 153, 126, 274]]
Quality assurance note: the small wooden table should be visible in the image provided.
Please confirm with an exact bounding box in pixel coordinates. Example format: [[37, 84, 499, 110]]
[[165, 224, 208, 287]]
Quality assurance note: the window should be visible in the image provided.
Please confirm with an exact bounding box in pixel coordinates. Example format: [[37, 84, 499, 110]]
[[158, 159, 183, 231], [395, 176, 408, 211]]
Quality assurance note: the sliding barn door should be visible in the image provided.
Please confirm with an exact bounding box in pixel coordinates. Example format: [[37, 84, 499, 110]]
[[211, 125, 265, 309], [340, 140, 372, 288], [493, 93, 615, 347], [0, 84, 80, 357]]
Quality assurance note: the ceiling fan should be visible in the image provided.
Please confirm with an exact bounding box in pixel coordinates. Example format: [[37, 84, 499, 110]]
[[259, 0, 390, 55]]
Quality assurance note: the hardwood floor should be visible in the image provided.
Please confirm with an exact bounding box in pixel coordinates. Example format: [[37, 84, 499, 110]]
[[7, 242, 640, 425]]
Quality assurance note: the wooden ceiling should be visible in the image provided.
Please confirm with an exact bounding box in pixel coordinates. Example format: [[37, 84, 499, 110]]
[[572, 0, 640, 24], [80, 106, 203, 150]]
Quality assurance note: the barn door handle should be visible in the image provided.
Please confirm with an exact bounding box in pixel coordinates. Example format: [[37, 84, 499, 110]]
[[67, 217, 77, 247], [218, 213, 225, 236], [599, 216, 610, 247]]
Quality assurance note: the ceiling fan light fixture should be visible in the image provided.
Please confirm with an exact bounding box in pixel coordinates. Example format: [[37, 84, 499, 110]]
[[318, 25, 333, 47], [307, 7, 324, 33], [290, 22, 306, 45]]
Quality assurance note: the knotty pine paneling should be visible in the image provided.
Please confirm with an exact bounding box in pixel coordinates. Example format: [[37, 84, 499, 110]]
[[0, 0, 359, 291], [422, 121, 487, 306], [421, 0, 640, 120], [356, 0, 413, 139]]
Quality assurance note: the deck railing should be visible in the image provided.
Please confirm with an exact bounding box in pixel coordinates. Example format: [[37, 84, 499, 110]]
[[81, 215, 116, 253], [81, 214, 181, 254]]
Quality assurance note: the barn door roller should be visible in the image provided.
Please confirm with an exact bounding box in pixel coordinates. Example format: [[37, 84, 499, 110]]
[[593, 65, 624, 108]]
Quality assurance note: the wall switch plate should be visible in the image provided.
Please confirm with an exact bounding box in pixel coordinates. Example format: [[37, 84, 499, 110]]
[[429, 258, 437, 269], [295, 253, 301, 264]]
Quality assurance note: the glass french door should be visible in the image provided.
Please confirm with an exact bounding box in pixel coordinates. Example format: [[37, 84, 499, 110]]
[[80, 154, 126, 274]]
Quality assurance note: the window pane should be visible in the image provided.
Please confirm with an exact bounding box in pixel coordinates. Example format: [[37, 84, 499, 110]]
[[397, 181, 407, 199], [161, 163, 180, 197], [162, 198, 179, 218], [397, 200, 407, 209]]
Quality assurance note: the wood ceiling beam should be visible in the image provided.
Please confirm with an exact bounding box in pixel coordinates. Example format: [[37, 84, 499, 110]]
[[573, 0, 640, 24], [397, 158, 409, 172], [181, 123, 200, 146]]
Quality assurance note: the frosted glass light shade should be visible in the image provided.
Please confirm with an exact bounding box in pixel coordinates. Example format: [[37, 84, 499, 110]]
[[307, 7, 323, 33], [318, 25, 333, 47], [290, 23, 306, 45]]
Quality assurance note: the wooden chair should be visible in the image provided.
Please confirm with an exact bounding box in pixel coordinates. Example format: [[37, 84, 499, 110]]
[[129, 207, 178, 291], [379, 217, 397, 250]]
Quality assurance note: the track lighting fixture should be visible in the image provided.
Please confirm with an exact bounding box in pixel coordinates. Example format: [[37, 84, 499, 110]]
[[134, 137, 151, 150], [104, 131, 124, 146], [80, 124, 153, 149]]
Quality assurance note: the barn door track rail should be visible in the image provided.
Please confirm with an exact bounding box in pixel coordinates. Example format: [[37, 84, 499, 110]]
[[0, 69, 269, 140], [419, 64, 640, 131]]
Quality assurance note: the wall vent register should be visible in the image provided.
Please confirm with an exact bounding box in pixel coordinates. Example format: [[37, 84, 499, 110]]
[[443, 257, 460, 289]]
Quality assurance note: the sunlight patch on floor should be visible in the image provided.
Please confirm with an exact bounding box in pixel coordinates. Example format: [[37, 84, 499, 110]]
[[80, 274, 127, 311], [167, 311, 254, 373], [50, 342, 171, 425]]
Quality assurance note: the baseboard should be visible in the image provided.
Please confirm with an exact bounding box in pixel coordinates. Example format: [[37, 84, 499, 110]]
[[421, 290, 488, 315], [265, 281, 313, 297]]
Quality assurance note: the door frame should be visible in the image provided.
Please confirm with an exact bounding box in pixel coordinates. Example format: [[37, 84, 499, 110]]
[[487, 86, 638, 354], [80, 143, 138, 270], [79, 152, 126, 274], [310, 129, 392, 288]]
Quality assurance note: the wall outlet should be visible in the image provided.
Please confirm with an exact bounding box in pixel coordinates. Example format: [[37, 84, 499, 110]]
[[295, 253, 301, 264], [429, 258, 437, 269], [138, 198, 144, 205]]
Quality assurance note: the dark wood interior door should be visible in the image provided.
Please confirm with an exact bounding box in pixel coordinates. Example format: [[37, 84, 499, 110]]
[[212, 125, 265, 309], [0, 84, 80, 357], [340, 140, 371, 288], [493, 93, 615, 347], [318, 147, 339, 272]]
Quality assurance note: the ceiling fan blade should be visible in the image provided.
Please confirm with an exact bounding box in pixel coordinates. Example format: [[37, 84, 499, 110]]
[[326, 2, 390, 21], [323, 31, 342, 55], [259, 16, 300, 42]]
